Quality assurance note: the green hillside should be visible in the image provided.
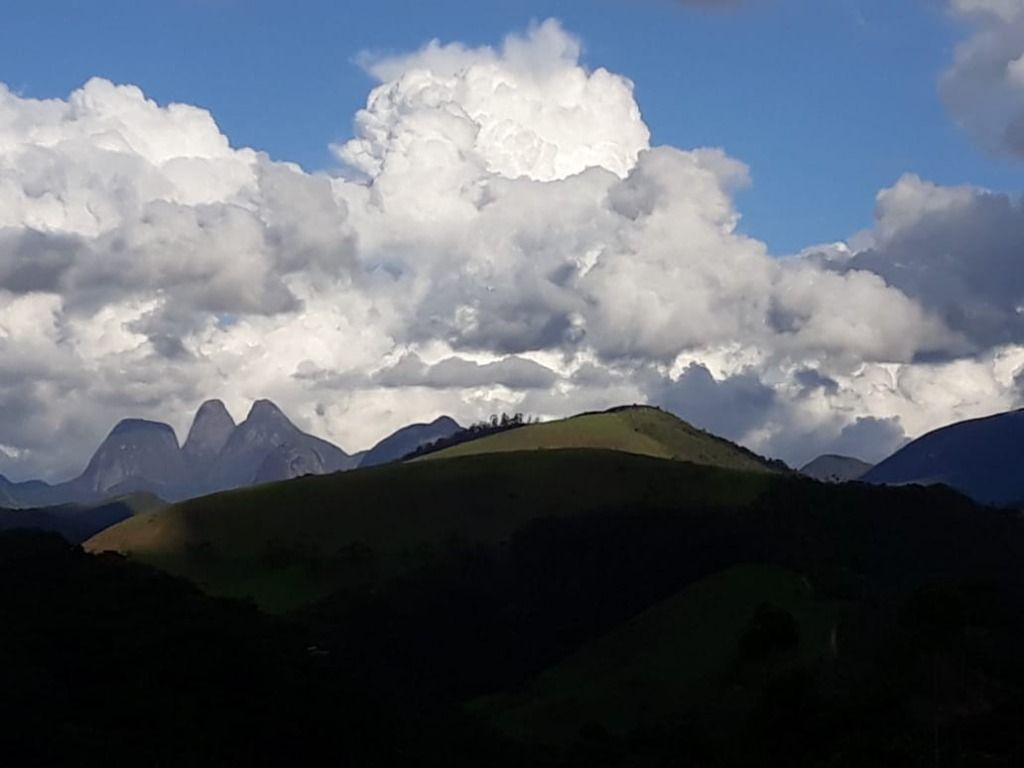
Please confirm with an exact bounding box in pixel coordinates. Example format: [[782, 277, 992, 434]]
[[417, 406, 779, 473], [86, 449, 772, 611], [478, 564, 840, 745]]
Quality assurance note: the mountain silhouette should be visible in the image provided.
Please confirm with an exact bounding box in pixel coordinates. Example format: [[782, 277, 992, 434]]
[[73, 419, 188, 499], [358, 416, 461, 468], [182, 399, 237, 479], [207, 400, 355, 490], [863, 409, 1024, 506], [0, 399, 355, 510], [800, 454, 872, 483]]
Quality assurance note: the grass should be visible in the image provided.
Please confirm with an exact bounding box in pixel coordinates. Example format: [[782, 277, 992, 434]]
[[418, 406, 777, 473], [86, 449, 773, 612], [476, 564, 841, 745]]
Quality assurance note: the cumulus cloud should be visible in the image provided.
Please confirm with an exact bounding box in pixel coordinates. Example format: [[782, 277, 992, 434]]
[[826, 175, 1024, 354], [650, 363, 778, 443], [0, 19, 1020, 482], [942, 0, 1024, 157], [339, 19, 650, 186]]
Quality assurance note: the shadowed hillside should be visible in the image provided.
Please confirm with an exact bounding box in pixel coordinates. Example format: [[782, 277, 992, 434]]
[[86, 449, 772, 611], [864, 409, 1024, 506], [0, 492, 165, 544], [478, 565, 840, 744]]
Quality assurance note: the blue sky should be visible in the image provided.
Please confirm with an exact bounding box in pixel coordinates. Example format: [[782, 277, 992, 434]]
[[0, 0, 1017, 254]]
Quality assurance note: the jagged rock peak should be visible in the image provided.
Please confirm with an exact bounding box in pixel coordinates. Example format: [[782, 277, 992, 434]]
[[246, 399, 290, 423], [183, 400, 237, 464], [193, 399, 234, 425], [78, 418, 186, 496]]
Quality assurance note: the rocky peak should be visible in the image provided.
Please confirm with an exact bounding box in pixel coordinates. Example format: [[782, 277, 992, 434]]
[[246, 399, 290, 424], [208, 399, 350, 489], [183, 399, 236, 466], [77, 419, 187, 496]]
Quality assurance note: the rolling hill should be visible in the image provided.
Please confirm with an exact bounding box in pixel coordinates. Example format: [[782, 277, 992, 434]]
[[86, 449, 774, 611], [418, 406, 781, 473], [863, 408, 1024, 506], [51, 433, 1024, 765]]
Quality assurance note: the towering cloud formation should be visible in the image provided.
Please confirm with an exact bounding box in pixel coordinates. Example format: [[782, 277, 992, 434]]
[[339, 19, 650, 186], [0, 19, 1022, 481]]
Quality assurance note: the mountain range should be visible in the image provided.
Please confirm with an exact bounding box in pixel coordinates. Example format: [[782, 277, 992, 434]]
[[12, 400, 1024, 764], [0, 400, 461, 509], [6, 397, 1024, 518]]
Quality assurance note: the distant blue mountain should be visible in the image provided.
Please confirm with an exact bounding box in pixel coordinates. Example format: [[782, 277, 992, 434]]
[[359, 416, 461, 468], [800, 455, 873, 484], [863, 409, 1024, 506], [0, 399, 357, 509]]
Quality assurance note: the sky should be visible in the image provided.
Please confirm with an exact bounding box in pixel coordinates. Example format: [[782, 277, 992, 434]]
[[0, 0, 1023, 480], [0, 0, 1018, 253]]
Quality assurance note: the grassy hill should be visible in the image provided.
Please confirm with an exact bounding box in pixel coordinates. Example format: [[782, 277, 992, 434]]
[[86, 449, 772, 611], [477, 564, 840, 745], [416, 406, 780, 473]]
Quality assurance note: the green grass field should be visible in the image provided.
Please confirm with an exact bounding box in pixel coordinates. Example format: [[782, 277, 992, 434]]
[[86, 449, 773, 611], [420, 406, 777, 473], [477, 564, 841, 745]]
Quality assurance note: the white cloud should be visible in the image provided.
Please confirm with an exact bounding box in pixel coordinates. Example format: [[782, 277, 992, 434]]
[[833, 175, 1024, 353], [340, 20, 650, 188], [0, 20, 1020, 481]]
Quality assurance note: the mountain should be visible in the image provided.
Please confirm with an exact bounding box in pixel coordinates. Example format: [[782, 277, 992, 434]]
[[419, 406, 780, 474], [206, 399, 355, 490], [800, 454, 873, 483], [358, 415, 461, 468], [254, 443, 331, 484], [182, 399, 236, 478], [0, 492, 165, 544], [0, 421, 188, 508], [73, 419, 189, 499], [863, 409, 1024, 506], [0, 399, 354, 515]]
